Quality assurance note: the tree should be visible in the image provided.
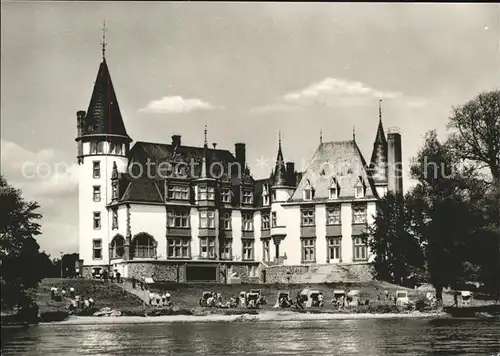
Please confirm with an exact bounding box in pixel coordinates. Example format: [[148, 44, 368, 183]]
[[368, 192, 425, 286], [0, 175, 43, 309]]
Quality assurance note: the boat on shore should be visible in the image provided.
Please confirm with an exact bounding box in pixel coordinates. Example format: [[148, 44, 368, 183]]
[[443, 304, 500, 317]]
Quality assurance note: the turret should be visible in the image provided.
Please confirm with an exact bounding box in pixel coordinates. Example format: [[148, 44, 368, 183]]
[[369, 100, 388, 197]]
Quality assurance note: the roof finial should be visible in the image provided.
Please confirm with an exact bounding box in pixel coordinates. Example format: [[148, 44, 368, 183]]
[[101, 20, 107, 60], [379, 99, 383, 122], [353, 126, 356, 141], [204, 124, 208, 147], [278, 130, 282, 150], [320, 129, 323, 144]]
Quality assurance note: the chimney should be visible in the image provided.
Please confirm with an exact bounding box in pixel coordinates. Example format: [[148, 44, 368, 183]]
[[171, 135, 181, 148], [76, 111, 86, 137], [235, 143, 246, 173], [387, 127, 403, 195], [286, 162, 295, 186], [212, 143, 217, 150]]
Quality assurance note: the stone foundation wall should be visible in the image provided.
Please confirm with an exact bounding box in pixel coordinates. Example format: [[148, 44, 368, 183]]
[[264, 265, 310, 284], [82, 265, 110, 279], [229, 264, 261, 284], [127, 262, 181, 282]]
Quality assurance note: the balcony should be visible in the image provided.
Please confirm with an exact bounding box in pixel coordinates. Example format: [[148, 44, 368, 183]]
[[270, 225, 286, 237]]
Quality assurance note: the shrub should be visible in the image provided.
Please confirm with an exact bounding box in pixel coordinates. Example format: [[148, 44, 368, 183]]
[[39, 311, 69, 322]]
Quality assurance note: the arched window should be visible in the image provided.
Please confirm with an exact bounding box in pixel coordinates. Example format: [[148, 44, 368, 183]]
[[131, 232, 157, 259], [110, 234, 125, 259]]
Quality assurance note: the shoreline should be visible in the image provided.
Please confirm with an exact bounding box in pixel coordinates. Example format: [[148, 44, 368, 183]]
[[41, 310, 446, 325]]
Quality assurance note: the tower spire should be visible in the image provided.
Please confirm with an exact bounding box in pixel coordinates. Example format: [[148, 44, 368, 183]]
[[379, 98, 382, 122], [320, 129, 323, 144], [278, 130, 282, 150], [204, 124, 208, 147], [101, 20, 107, 60], [353, 126, 356, 141]]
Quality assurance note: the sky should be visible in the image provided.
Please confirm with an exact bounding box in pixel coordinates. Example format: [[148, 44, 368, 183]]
[[1, 2, 499, 257]]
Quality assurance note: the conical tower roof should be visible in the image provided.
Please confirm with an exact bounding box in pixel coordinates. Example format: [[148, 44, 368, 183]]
[[83, 59, 131, 142], [271, 132, 289, 187], [370, 101, 388, 184]]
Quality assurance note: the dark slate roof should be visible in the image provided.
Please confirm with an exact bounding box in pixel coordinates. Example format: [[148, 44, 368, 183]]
[[128, 141, 238, 180], [121, 176, 163, 203], [369, 118, 388, 184], [289, 140, 378, 202], [82, 59, 131, 141], [271, 144, 288, 187]]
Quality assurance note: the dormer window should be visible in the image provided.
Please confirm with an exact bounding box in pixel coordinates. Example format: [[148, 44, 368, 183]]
[[354, 177, 365, 199], [329, 178, 339, 199], [221, 188, 231, 203], [242, 191, 253, 204], [262, 184, 269, 205], [303, 180, 313, 200]]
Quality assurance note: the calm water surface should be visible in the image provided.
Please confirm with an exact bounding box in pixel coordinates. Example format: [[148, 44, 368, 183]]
[[2, 318, 500, 356]]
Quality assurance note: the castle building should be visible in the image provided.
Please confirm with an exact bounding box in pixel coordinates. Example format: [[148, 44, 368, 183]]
[[76, 55, 403, 283]]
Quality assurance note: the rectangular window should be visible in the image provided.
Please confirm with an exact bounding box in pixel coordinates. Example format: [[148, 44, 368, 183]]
[[242, 191, 253, 204], [208, 186, 215, 200], [329, 186, 338, 199], [93, 186, 101, 202], [263, 194, 269, 206], [93, 161, 100, 178], [327, 237, 342, 261], [355, 185, 364, 198], [116, 144, 123, 155], [200, 237, 216, 259], [93, 212, 101, 230], [353, 236, 368, 260], [327, 206, 341, 225], [167, 238, 190, 258], [261, 213, 270, 230], [304, 188, 312, 200], [199, 210, 215, 228], [90, 142, 97, 154], [352, 204, 367, 224], [112, 181, 118, 200], [112, 209, 118, 229], [271, 212, 277, 227], [242, 212, 254, 231], [302, 238, 316, 262], [301, 208, 315, 226], [109, 143, 116, 154], [168, 185, 190, 200], [96, 142, 104, 154], [221, 212, 232, 230], [263, 239, 270, 261], [221, 188, 231, 203], [221, 239, 232, 260], [242, 240, 254, 261], [93, 239, 102, 260], [198, 185, 207, 200], [167, 210, 190, 228]]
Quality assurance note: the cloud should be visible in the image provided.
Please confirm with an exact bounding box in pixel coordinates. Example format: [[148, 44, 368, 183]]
[[1, 139, 78, 199], [249, 103, 306, 114], [282, 77, 402, 105], [138, 96, 224, 114]]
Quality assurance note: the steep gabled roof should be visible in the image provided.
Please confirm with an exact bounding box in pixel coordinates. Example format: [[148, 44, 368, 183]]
[[289, 140, 378, 202], [120, 176, 163, 203], [83, 59, 131, 141]]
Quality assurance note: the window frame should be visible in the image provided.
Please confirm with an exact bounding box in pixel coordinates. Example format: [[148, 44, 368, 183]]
[[221, 188, 231, 203], [353, 236, 368, 261], [242, 190, 253, 204], [112, 209, 118, 230], [261, 213, 270, 230], [301, 208, 315, 226], [352, 204, 367, 224], [301, 238, 316, 263], [326, 206, 341, 225], [327, 236, 342, 261], [167, 209, 190, 228], [262, 239, 271, 262], [93, 211, 101, 230], [242, 239, 254, 261], [221, 211, 232, 230], [167, 237, 191, 259], [92, 161, 100, 179], [167, 185, 190, 200], [93, 185, 101, 202], [199, 236, 216, 259], [241, 212, 254, 232], [92, 239, 102, 260]]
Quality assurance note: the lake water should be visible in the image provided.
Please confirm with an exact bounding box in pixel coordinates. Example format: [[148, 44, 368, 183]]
[[2, 318, 500, 355]]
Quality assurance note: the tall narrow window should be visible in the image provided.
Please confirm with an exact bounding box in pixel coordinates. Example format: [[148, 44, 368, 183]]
[[271, 212, 277, 227], [221, 239, 232, 260], [242, 212, 254, 231], [301, 208, 315, 226], [221, 188, 231, 203], [200, 237, 216, 259], [93, 239, 102, 260], [93, 161, 100, 179], [93, 212, 101, 230], [96, 142, 104, 154], [261, 213, 270, 230], [221, 212, 232, 230], [262, 239, 270, 261], [304, 180, 313, 200], [355, 177, 365, 198], [112, 181, 118, 200], [353, 236, 367, 261], [93, 186, 101, 202], [90, 142, 97, 154], [329, 178, 339, 199], [115, 144, 123, 155], [301, 238, 316, 262], [326, 206, 341, 225], [207, 186, 215, 200], [327, 237, 342, 261], [242, 240, 254, 260], [112, 209, 118, 229], [109, 143, 116, 154]]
